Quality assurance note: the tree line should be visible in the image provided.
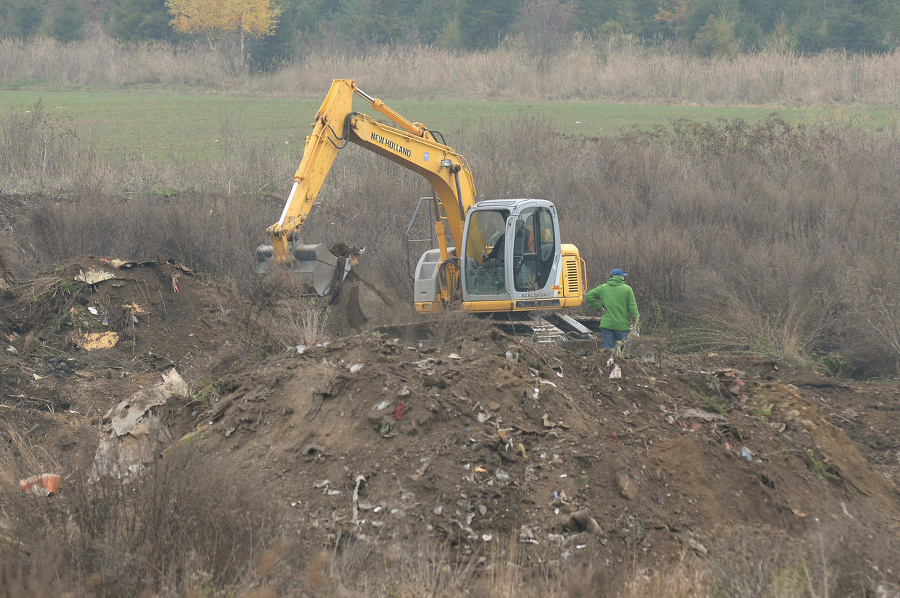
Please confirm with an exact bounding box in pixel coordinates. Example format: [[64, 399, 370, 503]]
[[0, 0, 898, 69]]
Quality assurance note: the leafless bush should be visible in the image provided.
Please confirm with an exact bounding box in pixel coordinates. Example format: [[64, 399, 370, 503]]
[[1, 440, 280, 597], [2, 99, 899, 374]]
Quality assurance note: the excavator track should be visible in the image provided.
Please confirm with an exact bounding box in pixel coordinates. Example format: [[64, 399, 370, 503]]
[[374, 314, 601, 349]]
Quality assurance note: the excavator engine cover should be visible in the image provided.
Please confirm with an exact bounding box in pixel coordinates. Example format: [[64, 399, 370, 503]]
[[256, 243, 351, 296]]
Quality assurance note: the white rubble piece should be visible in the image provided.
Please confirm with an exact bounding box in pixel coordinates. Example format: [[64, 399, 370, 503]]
[[93, 369, 188, 479]]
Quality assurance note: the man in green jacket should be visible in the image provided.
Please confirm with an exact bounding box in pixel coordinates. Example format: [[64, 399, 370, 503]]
[[585, 268, 640, 349]]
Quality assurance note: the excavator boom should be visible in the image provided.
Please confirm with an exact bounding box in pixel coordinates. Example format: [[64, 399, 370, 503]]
[[263, 79, 480, 288]]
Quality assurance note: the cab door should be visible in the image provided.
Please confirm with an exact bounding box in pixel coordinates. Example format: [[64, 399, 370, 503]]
[[507, 203, 563, 308]]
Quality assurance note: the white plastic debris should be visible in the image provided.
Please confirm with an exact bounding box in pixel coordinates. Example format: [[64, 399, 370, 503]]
[[609, 364, 622, 379]]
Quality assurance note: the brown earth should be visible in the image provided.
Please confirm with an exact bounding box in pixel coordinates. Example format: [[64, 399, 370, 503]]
[[1, 256, 899, 596]]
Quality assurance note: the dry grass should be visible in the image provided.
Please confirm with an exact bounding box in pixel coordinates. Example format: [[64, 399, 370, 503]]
[[2, 35, 900, 105]]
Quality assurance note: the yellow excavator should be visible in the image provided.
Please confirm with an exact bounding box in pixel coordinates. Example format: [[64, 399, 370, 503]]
[[257, 79, 586, 316]]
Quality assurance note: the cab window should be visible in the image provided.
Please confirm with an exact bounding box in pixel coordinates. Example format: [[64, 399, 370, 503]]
[[464, 209, 508, 295], [514, 207, 555, 292]]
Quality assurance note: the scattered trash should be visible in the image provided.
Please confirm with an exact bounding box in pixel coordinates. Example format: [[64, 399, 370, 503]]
[[395, 402, 404, 420], [474, 466, 487, 474], [505, 350, 519, 363], [616, 471, 639, 500], [75, 269, 115, 285], [409, 461, 430, 481], [477, 412, 490, 423], [542, 413, 569, 429], [609, 364, 622, 379], [741, 447, 753, 461], [679, 408, 727, 422], [564, 510, 603, 536], [349, 363, 363, 374], [841, 501, 854, 519], [551, 490, 569, 506], [374, 400, 391, 412], [19, 473, 61, 496], [495, 469, 510, 481], [448, 353, 461, 360], [351, 475, 366, 527], [517, 443, 528, 459], [78, 331, 119, 351], [6, 345, 17, 354], [87, 306, 99, 315], [482, 534, 493, 542], [93, 369, 186, 479], [433, 505, 444, 515], [519, 525, 538, 544]]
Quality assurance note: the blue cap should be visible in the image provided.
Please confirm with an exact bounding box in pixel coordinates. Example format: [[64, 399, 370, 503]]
[[610, 268, 627, 277]]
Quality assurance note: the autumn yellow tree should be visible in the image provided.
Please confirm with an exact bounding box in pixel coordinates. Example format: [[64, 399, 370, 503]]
[[167, 0, 280, 69]]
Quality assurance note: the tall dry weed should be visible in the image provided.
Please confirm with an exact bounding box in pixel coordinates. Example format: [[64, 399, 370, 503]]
[[2, 36, 900, 105]]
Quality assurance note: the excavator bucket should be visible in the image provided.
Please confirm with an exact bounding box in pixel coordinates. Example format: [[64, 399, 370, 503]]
[[256, 243, 351, 296]]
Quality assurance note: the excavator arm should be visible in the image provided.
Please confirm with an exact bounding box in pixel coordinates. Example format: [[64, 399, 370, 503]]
[[264, 79, 484, 293]]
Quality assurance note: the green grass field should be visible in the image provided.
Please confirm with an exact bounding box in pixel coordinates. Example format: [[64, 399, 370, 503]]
[[0, 89, 895, 160]]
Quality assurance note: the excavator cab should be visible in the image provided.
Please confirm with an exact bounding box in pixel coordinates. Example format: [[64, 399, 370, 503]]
[[461, 199, 563, 309], [414, 199, 585, 313]]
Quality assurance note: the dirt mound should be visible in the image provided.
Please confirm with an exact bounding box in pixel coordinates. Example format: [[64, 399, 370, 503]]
[[1, 258, 899, 596], [185, 330, 899, 590]]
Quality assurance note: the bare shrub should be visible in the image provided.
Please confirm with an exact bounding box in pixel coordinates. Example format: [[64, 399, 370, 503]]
[[1, 443, 281, 597], [0, 100, 81, 191], [2, 96, 900, 374]]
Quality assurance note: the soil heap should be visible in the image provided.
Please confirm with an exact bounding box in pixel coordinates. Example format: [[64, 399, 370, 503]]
[[1, 257, 898, 596]]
